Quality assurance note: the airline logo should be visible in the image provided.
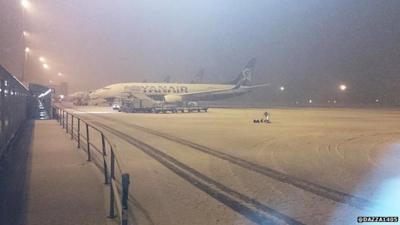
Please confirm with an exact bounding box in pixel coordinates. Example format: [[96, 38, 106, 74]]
[[141, 85, 189, 94], [242, 68, 252, 81]]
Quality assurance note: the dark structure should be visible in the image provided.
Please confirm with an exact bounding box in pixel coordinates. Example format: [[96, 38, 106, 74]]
[[0, 66, 31, 158]]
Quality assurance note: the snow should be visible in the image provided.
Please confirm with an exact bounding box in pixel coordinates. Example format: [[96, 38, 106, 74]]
[[69, 106, 400, 225]]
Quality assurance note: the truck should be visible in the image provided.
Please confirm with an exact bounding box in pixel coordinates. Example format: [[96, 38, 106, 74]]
[[119, 93, 157, 113]]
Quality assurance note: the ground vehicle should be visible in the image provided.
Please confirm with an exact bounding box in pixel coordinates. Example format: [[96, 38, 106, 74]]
[[118, 94, 208, 113], [112, 101, 121, 110], [119, 98, 156, 113]]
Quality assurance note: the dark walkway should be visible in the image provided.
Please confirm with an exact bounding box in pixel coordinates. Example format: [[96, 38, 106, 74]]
[[0, 120, 108, 225]]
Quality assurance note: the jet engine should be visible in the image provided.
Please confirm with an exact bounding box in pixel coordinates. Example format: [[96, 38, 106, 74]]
[[187, 101, 198, 107], [164, 95, 183, 103]]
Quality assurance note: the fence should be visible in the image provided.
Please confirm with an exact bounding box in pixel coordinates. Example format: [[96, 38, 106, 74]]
[[0, 66, 31, 158], [53, 106, 131, 225]]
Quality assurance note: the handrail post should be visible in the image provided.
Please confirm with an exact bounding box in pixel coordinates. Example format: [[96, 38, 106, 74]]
[[66, 112, 68, 133], [58, 108, 61, 124], [101, 133, 109, 184], [122, 174, 130, 209], [57, 108, 60, 123], [109, 148, 116, 218], [54, 107, 57, 122], [121, 173, 130, 225], [110, 148, 115, 179], [71, 115, 74, 139], [86, 123, 91, 161], [77, 118, 80, 148]]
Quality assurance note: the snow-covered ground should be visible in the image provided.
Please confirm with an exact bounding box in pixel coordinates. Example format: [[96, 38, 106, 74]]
[[68, 106, 400, 225]]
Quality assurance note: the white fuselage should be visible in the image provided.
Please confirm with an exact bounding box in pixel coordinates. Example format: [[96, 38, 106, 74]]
[[71, 58, 263, 105], [91, 83, 232, 96], [89, 82, 247, 102]]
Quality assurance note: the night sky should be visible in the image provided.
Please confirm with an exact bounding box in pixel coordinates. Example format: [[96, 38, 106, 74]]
[[1, 0, 399, 105]]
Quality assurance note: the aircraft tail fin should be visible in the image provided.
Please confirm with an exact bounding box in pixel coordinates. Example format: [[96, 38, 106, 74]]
[[190, 68, 205, 83], [230, 58, 256, 87], [163, 75, 171, 83]]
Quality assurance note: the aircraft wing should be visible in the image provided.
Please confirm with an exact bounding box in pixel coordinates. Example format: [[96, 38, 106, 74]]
[[176, 83, 270, 97], [123, 91, 161, 104], [164, 83, 270, 103], [175, 86, 237, 98], [239, 83, 270, 89]]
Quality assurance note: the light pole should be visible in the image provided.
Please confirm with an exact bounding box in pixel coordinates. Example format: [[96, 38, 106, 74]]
[[335, 83, 348, 106], [339, 84, 347, 91], [22, 47, 30, 81], [21, 0, 30, 9], [21, 0, 30, 81]]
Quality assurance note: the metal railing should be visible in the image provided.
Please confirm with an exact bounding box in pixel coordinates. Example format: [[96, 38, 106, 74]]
[[0, 66, 31, 158], [53, 106, 131, 225]]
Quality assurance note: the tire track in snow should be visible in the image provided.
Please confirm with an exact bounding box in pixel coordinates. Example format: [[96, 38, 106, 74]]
[[94, 121, 305, 225], [94, 114, 371, 210]]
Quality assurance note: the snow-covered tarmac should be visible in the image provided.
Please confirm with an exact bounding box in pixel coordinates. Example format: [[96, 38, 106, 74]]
[[69, 107, 400, 225]]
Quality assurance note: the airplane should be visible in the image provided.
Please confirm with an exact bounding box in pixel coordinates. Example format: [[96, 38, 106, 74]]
[[190, 68, 205, 84], [163, 75, 171, 83], [75, 58, 269, 106]]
